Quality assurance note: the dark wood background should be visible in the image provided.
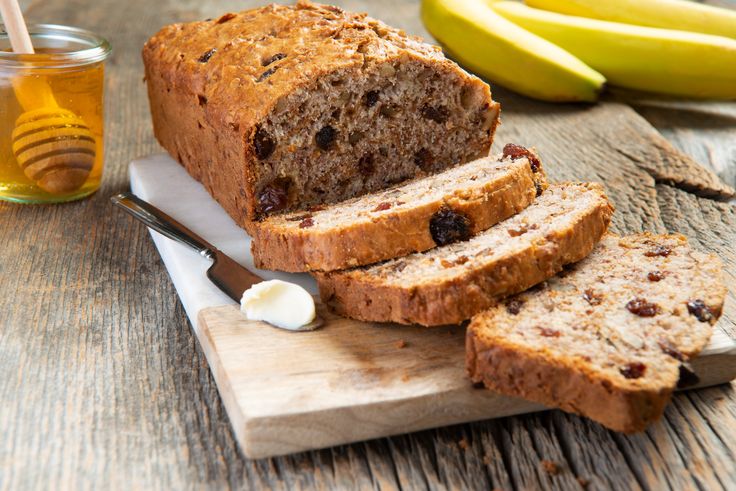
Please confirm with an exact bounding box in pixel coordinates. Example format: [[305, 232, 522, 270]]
[[2, 1, 735, 489]]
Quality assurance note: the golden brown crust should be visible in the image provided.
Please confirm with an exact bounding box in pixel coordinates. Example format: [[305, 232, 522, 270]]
[[145, 2, 450, 130], [315, 183, 614, 326], [251, 155, 547, 272], [145, 70, 255, 231], [142, 2, 499, 231], [465, 334, 672, 433]]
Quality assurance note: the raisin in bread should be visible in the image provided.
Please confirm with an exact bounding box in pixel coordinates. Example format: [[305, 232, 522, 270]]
[[466, 233, 726, 433], [252, 145, 547, 272], [143, 1, 500, 233], [315, 182, 614, 326]]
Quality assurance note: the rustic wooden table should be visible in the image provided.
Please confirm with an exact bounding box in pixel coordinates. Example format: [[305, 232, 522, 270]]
[[3, 0, 736, 489]]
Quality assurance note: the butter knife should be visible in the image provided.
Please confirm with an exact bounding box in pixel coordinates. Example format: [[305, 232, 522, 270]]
[[111, 192, 323, 329]]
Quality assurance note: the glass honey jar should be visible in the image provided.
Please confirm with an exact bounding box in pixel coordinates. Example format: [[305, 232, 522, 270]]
[[0, 24, 111, 203]]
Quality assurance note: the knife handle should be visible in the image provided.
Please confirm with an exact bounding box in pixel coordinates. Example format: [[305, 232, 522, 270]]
[[111, 192, 215, 259]]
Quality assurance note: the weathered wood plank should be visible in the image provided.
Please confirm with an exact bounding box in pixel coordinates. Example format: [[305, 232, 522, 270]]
[[1, 0, 735, 489], [625, 0, 736, 190], [626, 96, 736, 190], [496, 88, 734, 200]]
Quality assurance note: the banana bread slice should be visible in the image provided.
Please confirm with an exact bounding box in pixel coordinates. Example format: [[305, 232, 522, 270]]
[[252, 145, 547, 272], [143, 1, 499, 233], [467, 233, 725, 433], [315, 182, 614, 325]]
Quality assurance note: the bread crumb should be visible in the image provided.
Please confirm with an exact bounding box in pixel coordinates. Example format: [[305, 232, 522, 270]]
[[576, 476, 589, 487], [458, 438, 468, 450], [541, 460, 560, 475], [395, 340, 407, 349], [401, 374, 410, 382]]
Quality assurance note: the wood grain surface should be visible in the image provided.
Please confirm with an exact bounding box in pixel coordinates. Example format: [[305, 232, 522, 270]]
[[1, 0, 735, 489], [197, 303, 736, 459]]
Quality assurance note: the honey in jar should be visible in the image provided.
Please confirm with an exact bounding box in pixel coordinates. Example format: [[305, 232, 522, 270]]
[[0, 25, 111, 203]]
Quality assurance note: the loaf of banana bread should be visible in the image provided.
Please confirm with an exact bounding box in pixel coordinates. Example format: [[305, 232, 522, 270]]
[[143, 1, 500, 232]]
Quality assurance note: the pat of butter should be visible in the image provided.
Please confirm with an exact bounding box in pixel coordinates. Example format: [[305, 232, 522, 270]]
[[240, 280, 316, 330]]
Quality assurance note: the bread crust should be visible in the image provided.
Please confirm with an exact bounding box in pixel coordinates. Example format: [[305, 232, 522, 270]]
[[251, 155, 547, 272], [142, 1, 499, 232], [465, 335, 671, 433], [315, 183, 614, 326]]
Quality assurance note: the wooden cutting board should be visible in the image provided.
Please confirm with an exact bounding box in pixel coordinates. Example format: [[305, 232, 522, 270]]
[[131, 151, 736, 459], [198, 305, 736, 459]]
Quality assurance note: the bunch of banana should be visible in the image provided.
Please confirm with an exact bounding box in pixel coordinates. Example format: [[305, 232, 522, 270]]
[[526, 0, 736, 40], [420, 0, 736, 102], [420, 0, 605, 102]]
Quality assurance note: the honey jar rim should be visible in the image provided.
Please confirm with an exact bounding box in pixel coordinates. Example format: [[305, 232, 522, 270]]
[[0, 23, 111, 69]]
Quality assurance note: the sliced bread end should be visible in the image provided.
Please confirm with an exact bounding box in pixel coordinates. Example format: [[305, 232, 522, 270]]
[[466, 233, 726, 432]]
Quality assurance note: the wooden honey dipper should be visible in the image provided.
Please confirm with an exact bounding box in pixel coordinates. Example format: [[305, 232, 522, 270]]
[[1, 0, 95, 194]]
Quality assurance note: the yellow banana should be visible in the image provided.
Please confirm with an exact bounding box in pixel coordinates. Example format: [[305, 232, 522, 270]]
[[526, 0, 736, 41], [490, 1, 736, 99], [420, 0, 605, 102]]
